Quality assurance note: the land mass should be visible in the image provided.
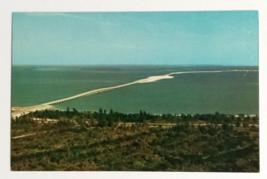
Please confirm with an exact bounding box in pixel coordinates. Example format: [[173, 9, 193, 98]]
[[11, 109, 259, 171]]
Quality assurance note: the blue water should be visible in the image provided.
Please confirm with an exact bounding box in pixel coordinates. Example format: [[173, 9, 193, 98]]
[[12, 65, 259, 114]]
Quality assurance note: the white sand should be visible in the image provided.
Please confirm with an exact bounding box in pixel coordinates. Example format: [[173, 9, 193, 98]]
[[11, 104, 53, 118], [137, 75, 174, 83], [11, 69, 258, 118]]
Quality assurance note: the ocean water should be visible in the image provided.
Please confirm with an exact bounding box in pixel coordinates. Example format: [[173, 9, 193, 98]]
[[11, 66, 259, 114]]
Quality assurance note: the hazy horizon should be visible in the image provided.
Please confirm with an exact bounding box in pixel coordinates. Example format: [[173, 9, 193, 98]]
[[12, 64, 259, 67]]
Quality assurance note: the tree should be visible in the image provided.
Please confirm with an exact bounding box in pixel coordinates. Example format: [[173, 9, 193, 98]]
[[243, 122, 249, 127], [84, 134, 91, 149], [66, 107, 70, 118], [236, 121, 241, 127], [64, 142, 70, 154], [73, 108, 78, 115], [108, 117, 114, 127], [239, 113, 245, 118]]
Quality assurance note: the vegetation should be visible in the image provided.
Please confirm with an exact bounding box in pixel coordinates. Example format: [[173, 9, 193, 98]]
[[11, 108, 259, 172]]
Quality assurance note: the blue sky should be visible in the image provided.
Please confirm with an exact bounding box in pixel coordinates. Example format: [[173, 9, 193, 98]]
[[12, 11, 258, 66]]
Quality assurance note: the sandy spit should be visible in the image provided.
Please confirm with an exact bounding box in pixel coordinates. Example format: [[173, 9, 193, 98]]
[[11, 69, 258, 118]]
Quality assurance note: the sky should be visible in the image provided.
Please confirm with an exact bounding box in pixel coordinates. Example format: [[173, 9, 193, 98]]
[[12, 11, 259, 66]]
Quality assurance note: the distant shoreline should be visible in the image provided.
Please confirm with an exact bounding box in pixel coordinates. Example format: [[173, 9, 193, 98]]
[[11, 69, 259, 118], [12, 64, 259, 67]]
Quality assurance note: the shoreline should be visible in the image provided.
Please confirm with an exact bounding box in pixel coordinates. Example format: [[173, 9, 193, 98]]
[[11, 105, 258, 119], [11, 104, 53, 118], [11, 69, 259, 118]]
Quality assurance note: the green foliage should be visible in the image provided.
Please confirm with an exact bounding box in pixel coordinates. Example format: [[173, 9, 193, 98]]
[[12, 109, 259, 172], [56, 119, 75, 128], [243, 122, 249, 127]]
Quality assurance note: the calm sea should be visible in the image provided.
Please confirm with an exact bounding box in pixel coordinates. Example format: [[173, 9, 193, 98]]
[[11, 65, 259, 115]]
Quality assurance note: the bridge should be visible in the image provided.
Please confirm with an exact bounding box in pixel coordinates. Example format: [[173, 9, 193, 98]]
[[11, 69, 258, 118], [44, 81, 139, 105]]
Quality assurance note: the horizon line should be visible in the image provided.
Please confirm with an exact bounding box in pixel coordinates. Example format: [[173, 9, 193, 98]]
[[12, 64, 259, 67]]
